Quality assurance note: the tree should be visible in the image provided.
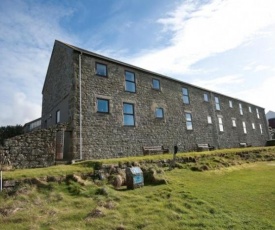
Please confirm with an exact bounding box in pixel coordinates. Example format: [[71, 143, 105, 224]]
[[0, 125, 24, 146]]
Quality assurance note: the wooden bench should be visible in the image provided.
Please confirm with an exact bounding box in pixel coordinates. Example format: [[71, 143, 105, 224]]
[[239, 143, 252, 148], [142, 146, 169, 155], [197, 144, 215, 152]]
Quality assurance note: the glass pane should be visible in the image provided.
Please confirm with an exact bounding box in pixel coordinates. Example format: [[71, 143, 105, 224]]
[[125, 81, 136, 92], [186, 121, 193, 130], [216, 103, 220, 110], [124, 115, 134, 126], [123, 103, 133, 114], [185, 113, 192, 121], [183, 95, 189, 104], [182, 88, 188, 95], [153, 79, 160, 89], [215, 97, 219, 103], [156, 108, 163, 118], [125, 71, 135, 81], [97, 99, 108, 112], [96, 63, 107, 76], [204, 93, 208, 101], [219, 124, 224, 132]]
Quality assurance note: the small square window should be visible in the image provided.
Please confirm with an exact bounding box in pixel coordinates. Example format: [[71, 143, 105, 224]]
[[204, 93, 209, 102], [97, 98, 109, 113], [96, 63, 107, 77], [155, 108, 164, 118], [152, 79, 160, 90]]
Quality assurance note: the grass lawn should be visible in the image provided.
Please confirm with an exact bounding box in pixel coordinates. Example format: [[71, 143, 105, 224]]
[[1, 161, 275, 229]]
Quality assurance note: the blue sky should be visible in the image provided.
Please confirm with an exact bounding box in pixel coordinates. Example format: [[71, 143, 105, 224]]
[[0, 0, 275, 126]]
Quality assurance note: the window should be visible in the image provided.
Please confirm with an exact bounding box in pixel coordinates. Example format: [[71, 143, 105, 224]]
[[252, 123, 255, 130], [242, 121, 247, 134], [152, 79, 160, 90], [56, 110, 60, 124], [232, 118, 236, 127], [97, 98, 109, 113], [182, 88, 190, 104], [185, 113, 193, 130], [96, 63, 107, 77], [229, 100, 233, 108], [207, 116, 212, 124], [215, 97, 220, 110], [204, 93, 209, 102], [249, 106, 252, 113], [125, 71, 136, 92], [259, 124, 263, 134], [123, 103, 135, 126], [218, 117, 224, 132], [155, 108, 164, 118], [239, 103, 243, 115], [256, 108, 260, 119]]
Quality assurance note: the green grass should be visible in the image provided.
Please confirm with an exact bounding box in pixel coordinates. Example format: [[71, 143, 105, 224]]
[[1, 161, 275, 229]]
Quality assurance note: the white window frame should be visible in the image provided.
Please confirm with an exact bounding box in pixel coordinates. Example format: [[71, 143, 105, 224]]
[[259, 124, 263, 134], [207, 116, 212, 124], [232, 118, 236, 127], [215, 97, 221, 111], [256, 108, 260, 119], [239, 103, 243, 115], [218, 117, 224, 132], [252, 123, 255, 130], [229, 100, 233, 108], [242, 121, 247, 134]]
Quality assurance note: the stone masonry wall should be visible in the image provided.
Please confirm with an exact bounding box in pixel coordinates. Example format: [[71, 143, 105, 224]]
[[71, 53, 269, 159], [0, 124, 67, 169]]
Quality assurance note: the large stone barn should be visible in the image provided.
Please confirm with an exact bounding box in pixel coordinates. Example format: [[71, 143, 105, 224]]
[[41, 40, 269, 161]]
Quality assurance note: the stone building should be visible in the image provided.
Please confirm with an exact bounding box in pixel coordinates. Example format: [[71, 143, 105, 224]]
[[41, 40, 269, 161]]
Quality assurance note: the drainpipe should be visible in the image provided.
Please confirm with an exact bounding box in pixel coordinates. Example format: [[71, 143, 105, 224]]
[[79, 52, 83, 161], [0, 170, 2, 192]]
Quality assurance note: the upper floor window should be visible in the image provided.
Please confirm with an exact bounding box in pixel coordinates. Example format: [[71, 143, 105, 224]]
[[207, 116, 212, 124], [252, 123, 255, 130], [185, 113, 193, 130], [125, 71, 136, 92], [155, 108, 164, 118], [96, 63, 107, 77], [218, 117, 224, 132], [56, 110, 60, 124], [239, 103, 243, 115], [229, 100, 233, 108], [152, 79, 160, 90], [259, 124, 263, 134], [204, 93, 209, 102], [182, 88, 190, 104], [232, 118, 236, 127], [249, 106, 252, 113], [215, 97, 220, 110], [256, 108, 260, 119], [123, 103, 135, 126], [97, 98, 109, 113], [242, 121, 247, 134]]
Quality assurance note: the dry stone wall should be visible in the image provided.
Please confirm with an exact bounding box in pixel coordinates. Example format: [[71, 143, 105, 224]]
[[0, 124, 67, 169]]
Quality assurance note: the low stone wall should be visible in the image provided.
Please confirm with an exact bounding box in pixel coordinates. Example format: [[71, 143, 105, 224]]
[[0, 124, 67, 169]]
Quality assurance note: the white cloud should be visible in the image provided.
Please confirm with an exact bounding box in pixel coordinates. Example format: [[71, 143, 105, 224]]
[[191, 74, 244, 92], [0, 1, 76, 126], [0, 93, 41, 126], [129, 0, 275, 75], [236, 77, 275, 112]]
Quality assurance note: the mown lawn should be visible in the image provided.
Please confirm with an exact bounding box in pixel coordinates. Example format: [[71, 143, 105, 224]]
[[1, 161, 275, 229]]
